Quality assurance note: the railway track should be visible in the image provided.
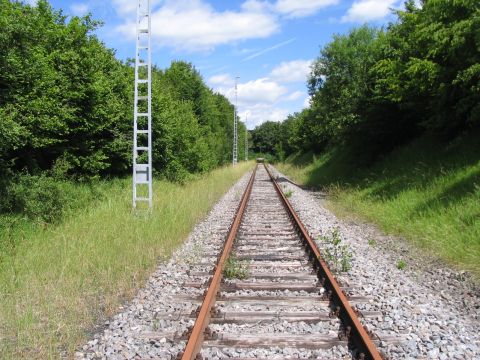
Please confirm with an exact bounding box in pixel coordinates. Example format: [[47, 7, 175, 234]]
[[177, 164, 382, 360]]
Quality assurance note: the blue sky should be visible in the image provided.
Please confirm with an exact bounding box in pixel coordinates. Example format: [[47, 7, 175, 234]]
[[29, 0, 408, 128]]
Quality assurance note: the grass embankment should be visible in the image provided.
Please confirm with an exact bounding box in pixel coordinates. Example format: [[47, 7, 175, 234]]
[[0, 162, 253, 359], [277, 134, 480, 276]]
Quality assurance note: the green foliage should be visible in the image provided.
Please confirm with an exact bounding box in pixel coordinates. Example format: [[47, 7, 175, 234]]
[[252, 0, 480, 160], [0, 0, 132, 177], [320, 228, 352, 273], [250, 120, 294, 161], [396, 259, 407, 270], [224, 253, 249, 280], [3, 173, 106, 225], [251, 121, 283, 158], [249, 152, 277, 164], [251, 1, 480, 277], [8, 174, 66, 223], [278, 133, 480, 275], [284, 189, 293, 198], [309, 26, 382, 142], [0, 0, 243, 219]]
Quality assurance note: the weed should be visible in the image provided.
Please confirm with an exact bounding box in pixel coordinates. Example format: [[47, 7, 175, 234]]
[[223, 253, 249, 279], [284, 189, 293, 198], [185, 243, 204, 264], [367, 238, 377, 247], [321, 228, 353, 273], [397, 260, 407, 270], [234, 190, 241, 201]]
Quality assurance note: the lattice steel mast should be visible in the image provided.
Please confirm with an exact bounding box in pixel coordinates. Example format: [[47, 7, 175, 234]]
[[233, 76, 239, 165], [245, 112, 248, 161], [132, 0, 152, 209]]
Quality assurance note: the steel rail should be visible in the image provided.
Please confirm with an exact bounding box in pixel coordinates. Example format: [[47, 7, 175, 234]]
[[264, 164, 383, 360], [180, 164, 258, 360]]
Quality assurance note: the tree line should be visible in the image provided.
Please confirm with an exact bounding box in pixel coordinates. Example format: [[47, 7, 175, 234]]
[[0, 0, 248, 219], [251, 0, 479, 161], [0, 0, 247, 217]]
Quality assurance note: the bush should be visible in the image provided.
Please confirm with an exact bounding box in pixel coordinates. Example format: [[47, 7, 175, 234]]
[[9, 174, 66, 223], [164, 160, 190, 184], [0, 172, 12, 213]]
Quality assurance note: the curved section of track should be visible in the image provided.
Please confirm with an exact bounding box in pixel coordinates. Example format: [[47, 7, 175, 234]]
[[179, 164, 382, 360]]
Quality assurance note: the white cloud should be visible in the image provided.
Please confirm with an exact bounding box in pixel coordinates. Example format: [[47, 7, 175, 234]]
[[270, 59, 313, 83], [207, 74, 291, 128], [242, 0, 273, 13], [275, 0, 339, 18], [227, 78, 288, 106], [208, 75, 287, 105], [284, 90, 304, 102], [244, 104, 290, 128], [71, 3, 89, 16], [111, 0, 138, 17], [111, 0, 162, 18], [208, 74, 235, 87], [115, 0, 279, 52], [25, 0, 38, 5], [341, 0, 398, 23]]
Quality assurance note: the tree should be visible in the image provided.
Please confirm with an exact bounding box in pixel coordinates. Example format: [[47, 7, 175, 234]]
[[0, 1, 239, 185]]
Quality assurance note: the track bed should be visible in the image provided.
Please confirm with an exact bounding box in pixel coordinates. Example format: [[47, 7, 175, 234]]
[[179, 165, 381, 360]]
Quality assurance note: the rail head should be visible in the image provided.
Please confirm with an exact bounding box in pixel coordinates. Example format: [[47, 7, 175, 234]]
[[180, 164, 258, 360], [264, 163, 383, 360]]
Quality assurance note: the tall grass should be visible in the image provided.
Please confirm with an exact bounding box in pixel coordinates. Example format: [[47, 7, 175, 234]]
[[0, 162, 252, 359], [277, 134, 480, 276]]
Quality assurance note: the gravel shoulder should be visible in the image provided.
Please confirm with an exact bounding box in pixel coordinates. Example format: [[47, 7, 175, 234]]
[[269, 165, 480, 360]]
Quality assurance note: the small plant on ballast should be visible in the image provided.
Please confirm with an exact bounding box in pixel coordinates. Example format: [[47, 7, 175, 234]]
[[152, 319, 160, 331], [185, 242, 204, 264], [396, 259, 407, 270], [320, 228, 353, 273], [234, 189, 242, 201], [284, 189, 293, 198], [223, 253, 249, 279]]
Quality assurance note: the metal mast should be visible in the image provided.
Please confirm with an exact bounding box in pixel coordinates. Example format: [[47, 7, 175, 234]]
[[232, 76, 239, 165], [245, 112, 248, 161], [132, 0, 152, 210]]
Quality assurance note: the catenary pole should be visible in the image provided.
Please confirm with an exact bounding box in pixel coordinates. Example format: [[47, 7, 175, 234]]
[[132, 0, 152, 210], [245, 112, 248, 161], [232, 76, 239, 165]]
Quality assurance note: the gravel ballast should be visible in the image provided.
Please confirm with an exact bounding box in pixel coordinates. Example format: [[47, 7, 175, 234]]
[[269, 165, 480, 360], [76, 165, 480, 359]]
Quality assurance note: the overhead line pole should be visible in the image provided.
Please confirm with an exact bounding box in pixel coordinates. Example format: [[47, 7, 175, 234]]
[[233, 76, 239, 166], [245, 112, 248, 161], [132, 0, 152, 210]]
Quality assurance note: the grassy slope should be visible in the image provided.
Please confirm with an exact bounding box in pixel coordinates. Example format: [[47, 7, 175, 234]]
[[277, 134, 480, 275], [0, 162, 253, 359]]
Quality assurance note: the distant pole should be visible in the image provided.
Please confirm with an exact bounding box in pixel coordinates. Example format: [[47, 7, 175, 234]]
[[245, 112, 248, 161], [233, 76, 239, 165]]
